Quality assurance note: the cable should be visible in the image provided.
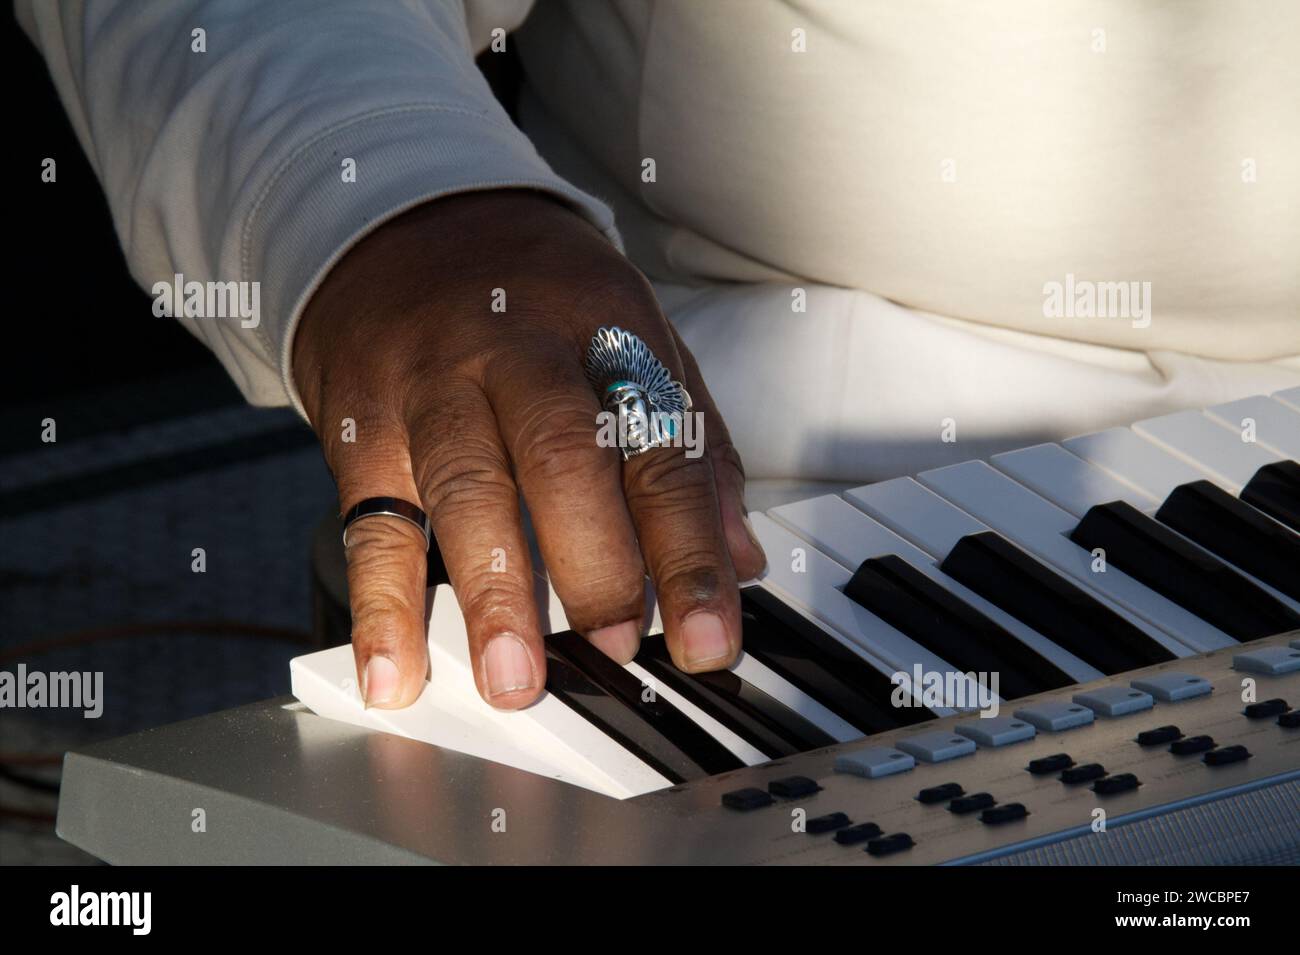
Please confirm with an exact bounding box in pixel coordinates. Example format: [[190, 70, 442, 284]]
[[0, 764, 60, 795]]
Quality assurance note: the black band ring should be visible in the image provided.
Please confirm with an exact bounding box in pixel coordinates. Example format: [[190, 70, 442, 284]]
[[341, 497, 431, 551]]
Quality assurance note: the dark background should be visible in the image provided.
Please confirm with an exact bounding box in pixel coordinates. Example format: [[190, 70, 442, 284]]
[[1, 2, 523, 866], [2, 3, 244, 442], [1, 6, 330, 864]]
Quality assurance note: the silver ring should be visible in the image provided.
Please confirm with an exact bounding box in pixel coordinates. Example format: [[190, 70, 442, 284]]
[[584, 326, 693, 460], [342, 497, 431, 551]]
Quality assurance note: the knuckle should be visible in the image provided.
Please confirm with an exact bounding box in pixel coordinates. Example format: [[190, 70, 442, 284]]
[[557, 568, 646, 625], [454, 567, 532, 622], [417, 445, 516, 519], [346, 550, 422, 624], [655, 560, 726, 605], [512, 395, 616, 484], [625, 452, 715, 515]]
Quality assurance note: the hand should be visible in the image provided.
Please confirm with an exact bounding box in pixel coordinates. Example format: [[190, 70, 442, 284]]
[[292, 190, 766, 710]]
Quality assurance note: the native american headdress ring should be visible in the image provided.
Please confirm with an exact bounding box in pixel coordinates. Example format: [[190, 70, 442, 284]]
[[584, 326, 693, 459]]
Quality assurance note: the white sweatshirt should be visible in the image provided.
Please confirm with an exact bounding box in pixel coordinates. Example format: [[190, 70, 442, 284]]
[[19, 0, 1300, 488]]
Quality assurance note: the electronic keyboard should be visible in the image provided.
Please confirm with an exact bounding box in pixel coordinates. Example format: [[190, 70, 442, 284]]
[[57, 388, 1300, 864]]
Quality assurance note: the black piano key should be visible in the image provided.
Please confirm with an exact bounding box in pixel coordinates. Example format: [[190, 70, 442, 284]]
[[1069, 500, 1300, 641], [940, 531, 1175, 673], [842, 555, 1073, 699], [1155, 480, 1300, 600], [739, 586, 932, 736], [545, 630, 743, 781], [1240, 460, 1300, 532], [633, 636, 835, 759]]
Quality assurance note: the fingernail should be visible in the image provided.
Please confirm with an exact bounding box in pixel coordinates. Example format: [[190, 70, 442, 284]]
[[363, 655, 400, 708], [681, 611, 733, 669], [485, 634, 537, 698], [587, 620, 641, 663]]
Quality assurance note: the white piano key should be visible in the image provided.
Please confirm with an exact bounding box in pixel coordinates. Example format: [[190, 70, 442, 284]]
[[848, 472, 1180, 655], [1203, 395, 1300, 461], [623, 660, 769, 766], [728, 653, 864, 743], [1133, 410, 1281, 493], [1064, 427, 1216, 499], [916, 461, 1235, 654], [772, 494, 936, 567], [539, 573, 863, 744], [1056, 425, 1300, 614], [992, 443, 1158, 518], [291, 584, 672, 799], [846, 476, 986, 560], [747, 512, 972, 714], [1273, 386, 1300, 413], [1019, 438, 1300, 616], [769, 494, 1100, 684]]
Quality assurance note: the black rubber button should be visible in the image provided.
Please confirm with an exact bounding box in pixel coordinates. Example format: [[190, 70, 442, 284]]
[[1027, 753, 1074, 775], [1136, 725, 1183, 746], [949, 792, 996, 814], [1093, 773, 1141, 796], [916, 782, 965, 804], [721, 787, 773, 811], [1203, 745, 1252, 767], [833, 822, 883, 846], [865, 832, 915, 856], [1060, 763, 1107, 784], [1243, 698, 1289, 720], [806, 812, 852, 834], [768, 775, 822, 799], [1170, 735, 1215, 755], [980, 803, 1030, 825]]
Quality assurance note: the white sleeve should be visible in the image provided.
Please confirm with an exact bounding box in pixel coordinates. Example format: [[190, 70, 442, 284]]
[[16, 0, 621, 413]]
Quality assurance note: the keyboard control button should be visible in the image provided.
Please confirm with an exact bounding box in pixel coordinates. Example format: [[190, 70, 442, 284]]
[[1203, 745, 1252, 766], [1027, 753, 1074, 775], [806, 812, 852, 834], [865, 833, 915, 856], [1243, 698, 1289, 720], [980, 803, 1029, 825], [1093, 773, 1141, 795], [1131, 672, 1213, 702], [833, 746, 915, 779], [722, 787, 773, 811], [955, 716, 1036, 747], [949, 792, 996, 814], [1232, 647, 1300, 676], [1013, 701, 1095, 732], [834, 822, 883, 846], [1060, 763, 1107, 784], [1170, 735, 1215, 755], [768, 775, 822, 799], [1073, 686, 1155, 717], [1279, 710, 1300, 728], [896, 730, 978, 763], [917, 782, 965, 804], [1136, 725, 1183, 746]]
